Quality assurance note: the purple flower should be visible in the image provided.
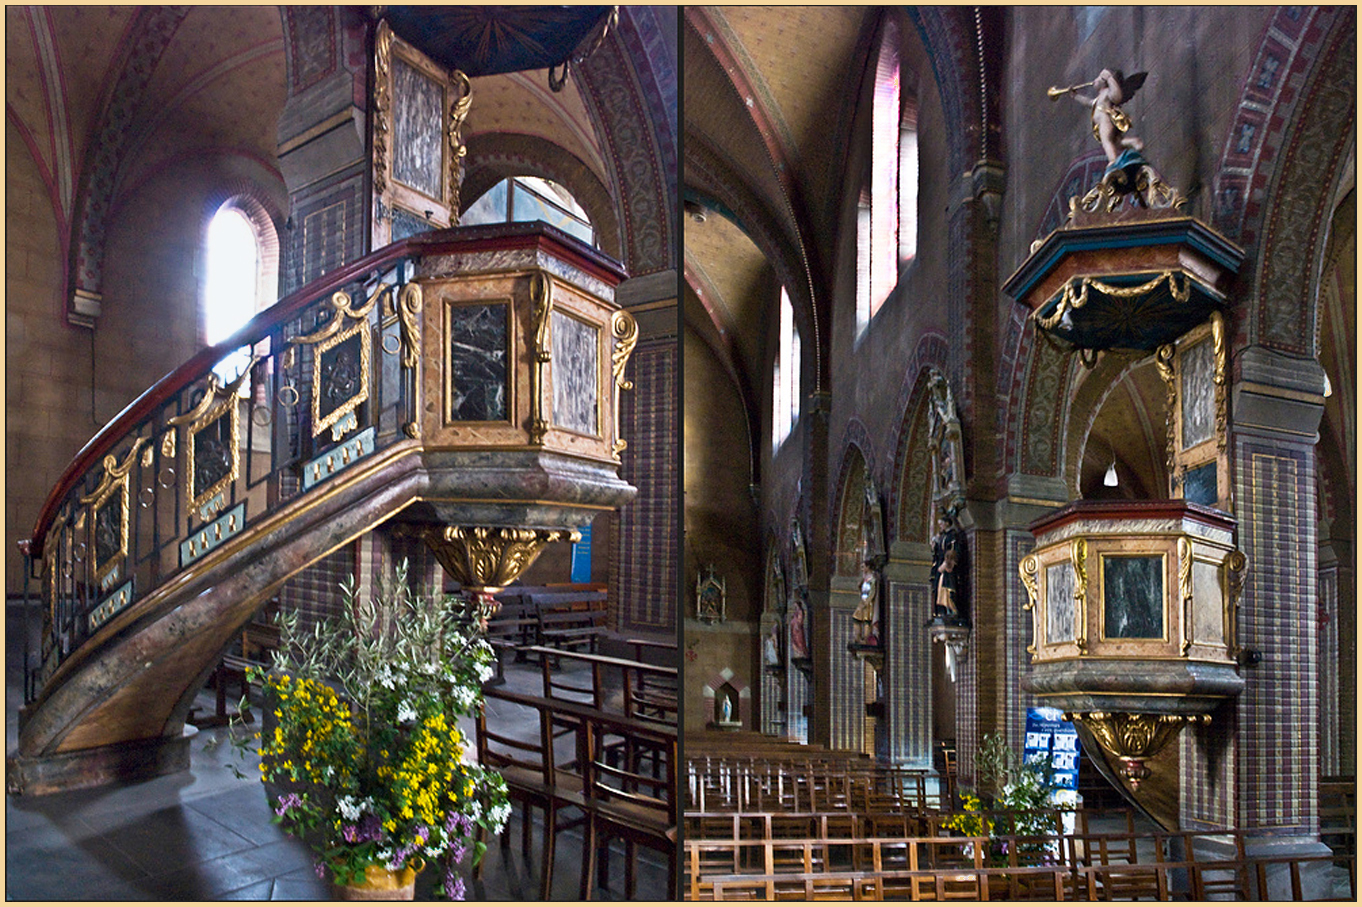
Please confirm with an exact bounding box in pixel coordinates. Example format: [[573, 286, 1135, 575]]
[[356, 814, 382, 843], [342, 824, 359, 843], [313, 859, 327, 880], [275, 793, 304, 816], [450, 840, 467, 864], [451, 877, 466, 901]]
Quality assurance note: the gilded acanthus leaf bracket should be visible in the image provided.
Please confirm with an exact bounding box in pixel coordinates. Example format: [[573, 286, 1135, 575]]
[[1072, 538, 1088, 653], [390, 282, 423, 439], [1019, 554, 1040, 658], [610, 309, 638, 460], [529, 272, 553, 445]]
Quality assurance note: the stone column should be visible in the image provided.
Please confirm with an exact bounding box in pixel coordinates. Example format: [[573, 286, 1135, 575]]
[[1219, 344, 1332, 891], [805, 390, 833, 748], [885, 539, 933, 769]]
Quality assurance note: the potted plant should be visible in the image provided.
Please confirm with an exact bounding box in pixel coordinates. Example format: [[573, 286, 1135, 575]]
[[238, 561, 511, 900]]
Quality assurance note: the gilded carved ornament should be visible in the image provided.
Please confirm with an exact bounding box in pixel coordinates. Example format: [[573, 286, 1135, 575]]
[[1155, 343, 1177, 477], [529, 272, 553, 445], [1035, 271, 1190, 333], [78, 438, 146, 586], [419, 525, 579, 590], [1065, 710, 1208, 789], [447, 70, 472, 224], [1071, 538, 1088, 653], [610, 309, 638, 460], [1177, 537, 1193, 655], [1019, 554, 1040, 658], [373, 21, 393, 199], [390, 282, 423, 439], [168, 364, 255, 521], [1224, 549, 1247, 660]]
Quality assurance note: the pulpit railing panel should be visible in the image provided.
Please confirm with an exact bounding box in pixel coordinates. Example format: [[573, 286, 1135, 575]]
[[23, 249, 422, 704]]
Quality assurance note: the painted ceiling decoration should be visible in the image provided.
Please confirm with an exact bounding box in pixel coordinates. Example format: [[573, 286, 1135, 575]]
[[382, 6, 613, 78]]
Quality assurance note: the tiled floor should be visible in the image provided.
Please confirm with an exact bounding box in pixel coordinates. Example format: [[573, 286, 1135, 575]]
[[6, 609, 669, 900]]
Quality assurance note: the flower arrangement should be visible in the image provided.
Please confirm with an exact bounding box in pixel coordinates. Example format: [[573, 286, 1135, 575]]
[[943, 733, 1060, 867], [238, 562, 510, 899]]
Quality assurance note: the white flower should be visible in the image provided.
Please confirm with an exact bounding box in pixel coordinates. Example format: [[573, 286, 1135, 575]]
[[376, 665, 396, 690], [337, 795, 362, 820], [477, 662, 494, 683], [489, 802, 511, 833], [397, 700, 417, 723]]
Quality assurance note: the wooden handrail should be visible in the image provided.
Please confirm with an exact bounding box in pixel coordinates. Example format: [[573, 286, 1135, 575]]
[[28, 221, 626, 558]]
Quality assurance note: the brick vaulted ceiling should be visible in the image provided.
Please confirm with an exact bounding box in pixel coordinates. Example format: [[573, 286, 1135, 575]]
[[683, 6, 872, 403]]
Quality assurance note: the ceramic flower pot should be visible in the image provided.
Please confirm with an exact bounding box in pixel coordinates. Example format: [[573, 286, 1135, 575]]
[[329, 858, 424, 901]]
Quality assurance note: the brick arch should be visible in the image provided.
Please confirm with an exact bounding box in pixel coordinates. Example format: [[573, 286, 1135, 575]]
[[67, 7, 191, 326], [1212, 7, 1355, 355], [888, 335, 948, 543], [463, 133, 622, 262], [829, 435, 871, 580], [576, 20, 675, 277]]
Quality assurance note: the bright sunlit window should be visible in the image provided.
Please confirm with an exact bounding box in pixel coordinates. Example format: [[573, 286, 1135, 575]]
[[203, 199, 277, 384], [857, 17, 901, 338], [205, 207, 259, 346], [772, 287, 801, 453]]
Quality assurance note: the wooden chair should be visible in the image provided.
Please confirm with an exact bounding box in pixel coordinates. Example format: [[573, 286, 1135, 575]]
[[583, 716, 678, 900], [475, 690, 585, 900]]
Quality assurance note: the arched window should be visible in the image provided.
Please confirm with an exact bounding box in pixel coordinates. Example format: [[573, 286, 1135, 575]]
[[857, 17, 901, 338], [202, 197, 278, 382], [772, 287, 801, 453], [462, 176, 595, 247], [899, 94, 919, 264]]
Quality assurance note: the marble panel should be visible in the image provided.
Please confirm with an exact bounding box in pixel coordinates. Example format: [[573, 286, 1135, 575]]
[[391, 207, 434, 240], [1181, 339, 1215, 448], [392, 59, 443, 199], [1184, 461, 1218, 506], [1192, 560, 1222, 643], [447, 303, 508, 422], [1046, 561, 1075, 643], [551, 310, 598, 435], [1103, 555, 1164, 639]]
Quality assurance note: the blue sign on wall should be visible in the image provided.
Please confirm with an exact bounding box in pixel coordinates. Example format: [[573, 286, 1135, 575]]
[[1023, 706, 1081, 790], [570, 525, 592, 583]]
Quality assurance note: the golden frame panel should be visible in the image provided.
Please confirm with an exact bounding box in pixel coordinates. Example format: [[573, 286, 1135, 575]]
[[311, 319, 372, 439], [1097, 551, 1171, 644], [443, 296, 515, 427], [548, 305, 605, 440], [78, 439, 144, 588], [371, 20, 470, 245], [1165, 312, 1230, 508]]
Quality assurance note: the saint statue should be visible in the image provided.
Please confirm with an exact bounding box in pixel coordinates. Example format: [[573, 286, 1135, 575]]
[[853, 562, 880, 644], [930, 512, 965, 624], [764, 621, 781, 667], [788, 597, 809, 659]]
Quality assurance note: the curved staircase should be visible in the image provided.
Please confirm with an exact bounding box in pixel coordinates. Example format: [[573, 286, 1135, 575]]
[[9, 223, 638, 794]]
